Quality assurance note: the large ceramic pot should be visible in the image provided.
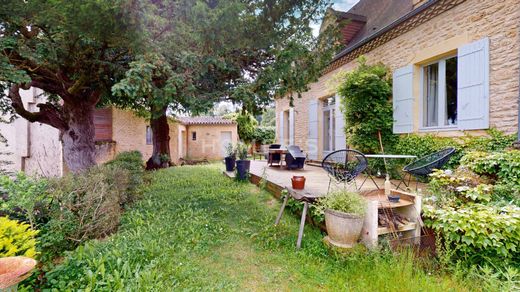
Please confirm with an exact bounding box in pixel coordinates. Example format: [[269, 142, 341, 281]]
[[235, 160, 251, 180], [224, 156, 236, 172], [324, 209, 364, 248], [0, 257, 37, 292]]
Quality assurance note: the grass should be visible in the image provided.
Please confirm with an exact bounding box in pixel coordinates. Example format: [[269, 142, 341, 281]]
[[41, 164, 476, 291]]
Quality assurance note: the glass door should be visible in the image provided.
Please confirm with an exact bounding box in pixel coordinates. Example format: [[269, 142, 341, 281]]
[[322, 97, 335, 157]]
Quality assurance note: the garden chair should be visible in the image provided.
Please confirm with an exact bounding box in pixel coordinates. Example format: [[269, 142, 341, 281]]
[[322, 149, 368, 193], [285, 145, 306, 170], [266, 144, 282, 166], [396, 147, 456, 191]]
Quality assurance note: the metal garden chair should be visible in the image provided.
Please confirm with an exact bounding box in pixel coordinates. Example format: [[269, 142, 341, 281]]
[[397, 147, 456, 190], [321, 149, 368, 193]]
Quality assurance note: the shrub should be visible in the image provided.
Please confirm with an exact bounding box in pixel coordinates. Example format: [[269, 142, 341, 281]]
[[105, 151, 144, 205], [424, 204, 520, 267], [317, 191, 366, 216], [0, 173, 49, 229], [40, 166, 128, 257], [0, 216, 38, 258], [252, 126, 275, 145], [225, 112, 257, 143]]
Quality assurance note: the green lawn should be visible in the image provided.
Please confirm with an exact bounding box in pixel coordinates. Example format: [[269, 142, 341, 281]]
[[44, 165, 474, 291]]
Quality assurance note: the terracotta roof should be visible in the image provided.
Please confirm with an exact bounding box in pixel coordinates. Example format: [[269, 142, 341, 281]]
[[177, 116, 235, 125]]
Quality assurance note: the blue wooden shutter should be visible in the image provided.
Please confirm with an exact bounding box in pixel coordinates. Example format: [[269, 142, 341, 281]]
[[334, 95, 346, 150], [289, 108, 295, 145], [457, 37, 490, 130], [308, 100, 319, 160], [278, 111, 284, 145], [392, 65, 414, 133]]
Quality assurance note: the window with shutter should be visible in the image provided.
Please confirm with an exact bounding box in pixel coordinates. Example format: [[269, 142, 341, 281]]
[[457, 37, 489, 130], [334, 94, 346, 150], [392, 65, 414, 133]]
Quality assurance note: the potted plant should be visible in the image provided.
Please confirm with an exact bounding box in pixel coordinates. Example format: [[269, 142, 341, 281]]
[[224, 143, 236, 172], [235, 142, 250, 180], [318, 191, 366, 248]]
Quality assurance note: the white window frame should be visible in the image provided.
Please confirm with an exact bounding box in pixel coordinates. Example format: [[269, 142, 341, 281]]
[[322, 97, 336, 156], [419, 55, 458, 132]]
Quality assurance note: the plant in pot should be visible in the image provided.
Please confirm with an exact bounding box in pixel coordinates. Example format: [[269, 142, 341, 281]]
[[318, 191, 366, 249], [235, 142, 250, 180], [224, 143, 236, 172]]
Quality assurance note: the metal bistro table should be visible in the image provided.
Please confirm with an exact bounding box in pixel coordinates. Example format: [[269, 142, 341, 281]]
[[359, 154, 417, 189]]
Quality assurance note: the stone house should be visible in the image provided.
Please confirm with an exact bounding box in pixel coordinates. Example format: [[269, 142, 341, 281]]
[[0, 87, 238, 176], [275, 0, 520, 161]]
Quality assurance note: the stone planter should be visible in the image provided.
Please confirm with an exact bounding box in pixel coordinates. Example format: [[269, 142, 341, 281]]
[[0, 257, 37, 291], [235, 160, 251, 180], [324, 209, 364, 249], [224, 156, 236, 172]]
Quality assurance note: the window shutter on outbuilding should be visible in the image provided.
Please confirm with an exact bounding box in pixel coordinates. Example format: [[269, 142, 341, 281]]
[[392, 65, 414, 134], [308, 100, 319, 160], [457, 37, 490, 130], [289, 108, 295, 145], [278, 111, 284, 145], [334, 94, 346, 150]]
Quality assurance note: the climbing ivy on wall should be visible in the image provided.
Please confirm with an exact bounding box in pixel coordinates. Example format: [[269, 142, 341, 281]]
[[337, 57, 396, 154]]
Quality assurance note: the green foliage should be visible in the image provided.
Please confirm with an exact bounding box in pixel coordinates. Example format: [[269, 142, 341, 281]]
[[337, 57, 396, 154], [40, 165, 471, 291], [0, 216, 38, 258], [105, 151, 145, 206], [259, 108, 276, 127], [425, 150, 520, 269], [0, 172, 49, 228], [235, 142, 249, 160], [40, 166, 129, 259], [226, 112, 258, 143], [252, 126, 275, 145], [224, 143, 236, 158], [317, 190, 366, 216], [393, 129, 516, 169], [424, 204, 520, 267]]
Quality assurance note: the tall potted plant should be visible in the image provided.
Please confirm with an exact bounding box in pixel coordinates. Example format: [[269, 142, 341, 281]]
[[224, 143, 236, 172], [318, 191, 366, 248], [235, 142, 250, 180]]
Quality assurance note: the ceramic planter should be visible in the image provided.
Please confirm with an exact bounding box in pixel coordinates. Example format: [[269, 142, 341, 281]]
[[224, 156, 236, 172], [324, 209, 364, 248], [291, 176, 306, 190], [0, 257, 37, 291], [235, 159, 251, 180]]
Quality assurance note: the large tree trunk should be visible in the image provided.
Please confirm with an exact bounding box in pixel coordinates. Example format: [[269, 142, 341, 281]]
[[61, 102, 97, 173], [8, 84, 98, 173], [146, 106, 171, 170]]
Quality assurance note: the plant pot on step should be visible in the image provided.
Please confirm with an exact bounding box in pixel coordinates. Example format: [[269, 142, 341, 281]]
[[291, 176, 306, 190], [224, 156, 236, 172], [324, 209, 364, 249], [235, 160, 251, 180]]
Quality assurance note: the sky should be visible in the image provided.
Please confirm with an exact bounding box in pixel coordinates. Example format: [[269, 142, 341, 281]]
[[311, 0, 361, 36]]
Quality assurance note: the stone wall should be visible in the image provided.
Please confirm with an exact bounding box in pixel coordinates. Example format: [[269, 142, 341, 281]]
[[276, 0, 520, 159]]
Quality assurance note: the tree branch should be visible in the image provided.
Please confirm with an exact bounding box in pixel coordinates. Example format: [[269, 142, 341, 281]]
[[8, 84, 68, 130]]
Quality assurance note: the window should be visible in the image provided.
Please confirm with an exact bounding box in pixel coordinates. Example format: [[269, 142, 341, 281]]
[[146, 126, 152, 145], [322, 97, 335, 153], [192, 132, 197, 141], [422, 56, 458, 128]]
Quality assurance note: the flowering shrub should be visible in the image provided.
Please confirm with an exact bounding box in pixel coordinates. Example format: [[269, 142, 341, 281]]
[[0, 216, 38, 258]]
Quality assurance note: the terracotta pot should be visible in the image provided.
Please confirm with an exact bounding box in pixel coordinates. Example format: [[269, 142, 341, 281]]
[[0, 256, 37, 290], [291, 176, 306, 190], [324, 209, 364, 248]]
